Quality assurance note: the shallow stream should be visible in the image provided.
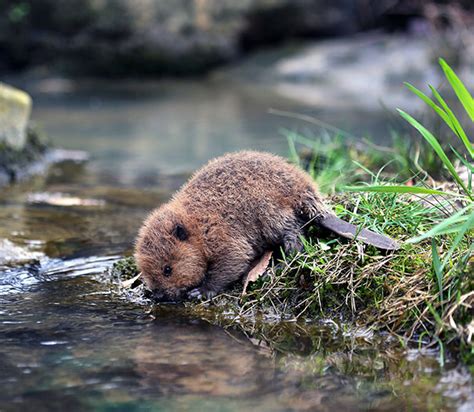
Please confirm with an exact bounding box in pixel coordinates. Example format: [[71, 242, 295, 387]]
[[0, 77, 472, 411]]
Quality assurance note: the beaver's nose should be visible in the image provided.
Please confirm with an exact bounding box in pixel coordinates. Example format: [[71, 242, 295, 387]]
[[151, 289, 165, 302], [143, 288, 165, 301]]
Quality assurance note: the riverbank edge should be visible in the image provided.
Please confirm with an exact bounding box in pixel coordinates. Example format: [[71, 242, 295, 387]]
[[109, 182, 473, 369]]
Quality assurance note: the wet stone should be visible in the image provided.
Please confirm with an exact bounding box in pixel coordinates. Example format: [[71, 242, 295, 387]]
[[0, 239, 43, 266]]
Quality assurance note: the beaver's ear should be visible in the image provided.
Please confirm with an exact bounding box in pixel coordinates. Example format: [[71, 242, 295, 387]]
[[174, 224, 188, 241]]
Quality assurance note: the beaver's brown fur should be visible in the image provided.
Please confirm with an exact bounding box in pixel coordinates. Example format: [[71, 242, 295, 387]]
[[135, 151, 398, 301]]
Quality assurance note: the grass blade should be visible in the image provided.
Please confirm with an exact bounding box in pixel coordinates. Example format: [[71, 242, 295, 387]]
[[450, 145, 474, 172], [344, 184, 455, 196], [439, 58, 474, 121], [431, 239, 444, 304], [286, 131, 300, 166], [404, 83, 454, 130], [408, 205, 473, 242], [441, 209, 474, 268], [398, 109, 473, 199], [429, 86, 474, 159]]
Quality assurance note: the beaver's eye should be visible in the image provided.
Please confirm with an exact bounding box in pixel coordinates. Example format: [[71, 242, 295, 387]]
[[163, 265, 172, 277]]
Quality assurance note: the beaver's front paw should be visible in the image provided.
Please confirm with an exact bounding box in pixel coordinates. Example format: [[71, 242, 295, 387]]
[[187, 287, 217, 300]]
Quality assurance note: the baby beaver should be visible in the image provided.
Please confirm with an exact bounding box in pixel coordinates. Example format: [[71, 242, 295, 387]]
[[135, 151, 398, 301]]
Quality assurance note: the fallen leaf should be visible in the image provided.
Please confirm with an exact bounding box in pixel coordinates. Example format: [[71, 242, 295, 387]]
[[242, 251, 273, 295], [121, 272, 142, 289]]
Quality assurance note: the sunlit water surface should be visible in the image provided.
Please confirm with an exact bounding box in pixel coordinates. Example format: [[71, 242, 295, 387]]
[[0, 78, 472, 411]]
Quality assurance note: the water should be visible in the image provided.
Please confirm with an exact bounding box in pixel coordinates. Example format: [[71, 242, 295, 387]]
[[22, 77, 397, 182], [0, 76, 472, 411]]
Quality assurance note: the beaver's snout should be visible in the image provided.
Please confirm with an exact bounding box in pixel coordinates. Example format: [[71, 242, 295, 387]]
[[145, 288, 186, 303], [151, 289, 166, 301]]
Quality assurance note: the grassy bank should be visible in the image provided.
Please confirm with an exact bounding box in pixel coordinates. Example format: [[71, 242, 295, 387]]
[[111, 59, 473, 366], [111, 134, 472, 364]]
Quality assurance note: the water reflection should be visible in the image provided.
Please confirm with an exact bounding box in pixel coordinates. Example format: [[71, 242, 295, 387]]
[[1, 264, 469, 412], [0, 246, 472, 411]]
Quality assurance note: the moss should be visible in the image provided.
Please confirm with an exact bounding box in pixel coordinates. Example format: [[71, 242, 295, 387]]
[[110, 256, 139, 281]]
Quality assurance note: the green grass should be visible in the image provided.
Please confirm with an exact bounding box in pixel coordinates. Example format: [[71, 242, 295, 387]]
[[110, 58, 473, 365], [342, 58, 473, 357], [111, 170, 472, 363], [213, 59, 472, 361]]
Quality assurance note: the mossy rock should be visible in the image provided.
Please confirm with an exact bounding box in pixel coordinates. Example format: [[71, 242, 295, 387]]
[[0, 83, 32, 149]]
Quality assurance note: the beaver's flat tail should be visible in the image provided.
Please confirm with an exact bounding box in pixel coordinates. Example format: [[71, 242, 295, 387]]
[[319, 215, 399, 251]]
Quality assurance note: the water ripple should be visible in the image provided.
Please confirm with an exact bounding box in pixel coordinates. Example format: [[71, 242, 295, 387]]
[[0, 255, 120, 295]]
